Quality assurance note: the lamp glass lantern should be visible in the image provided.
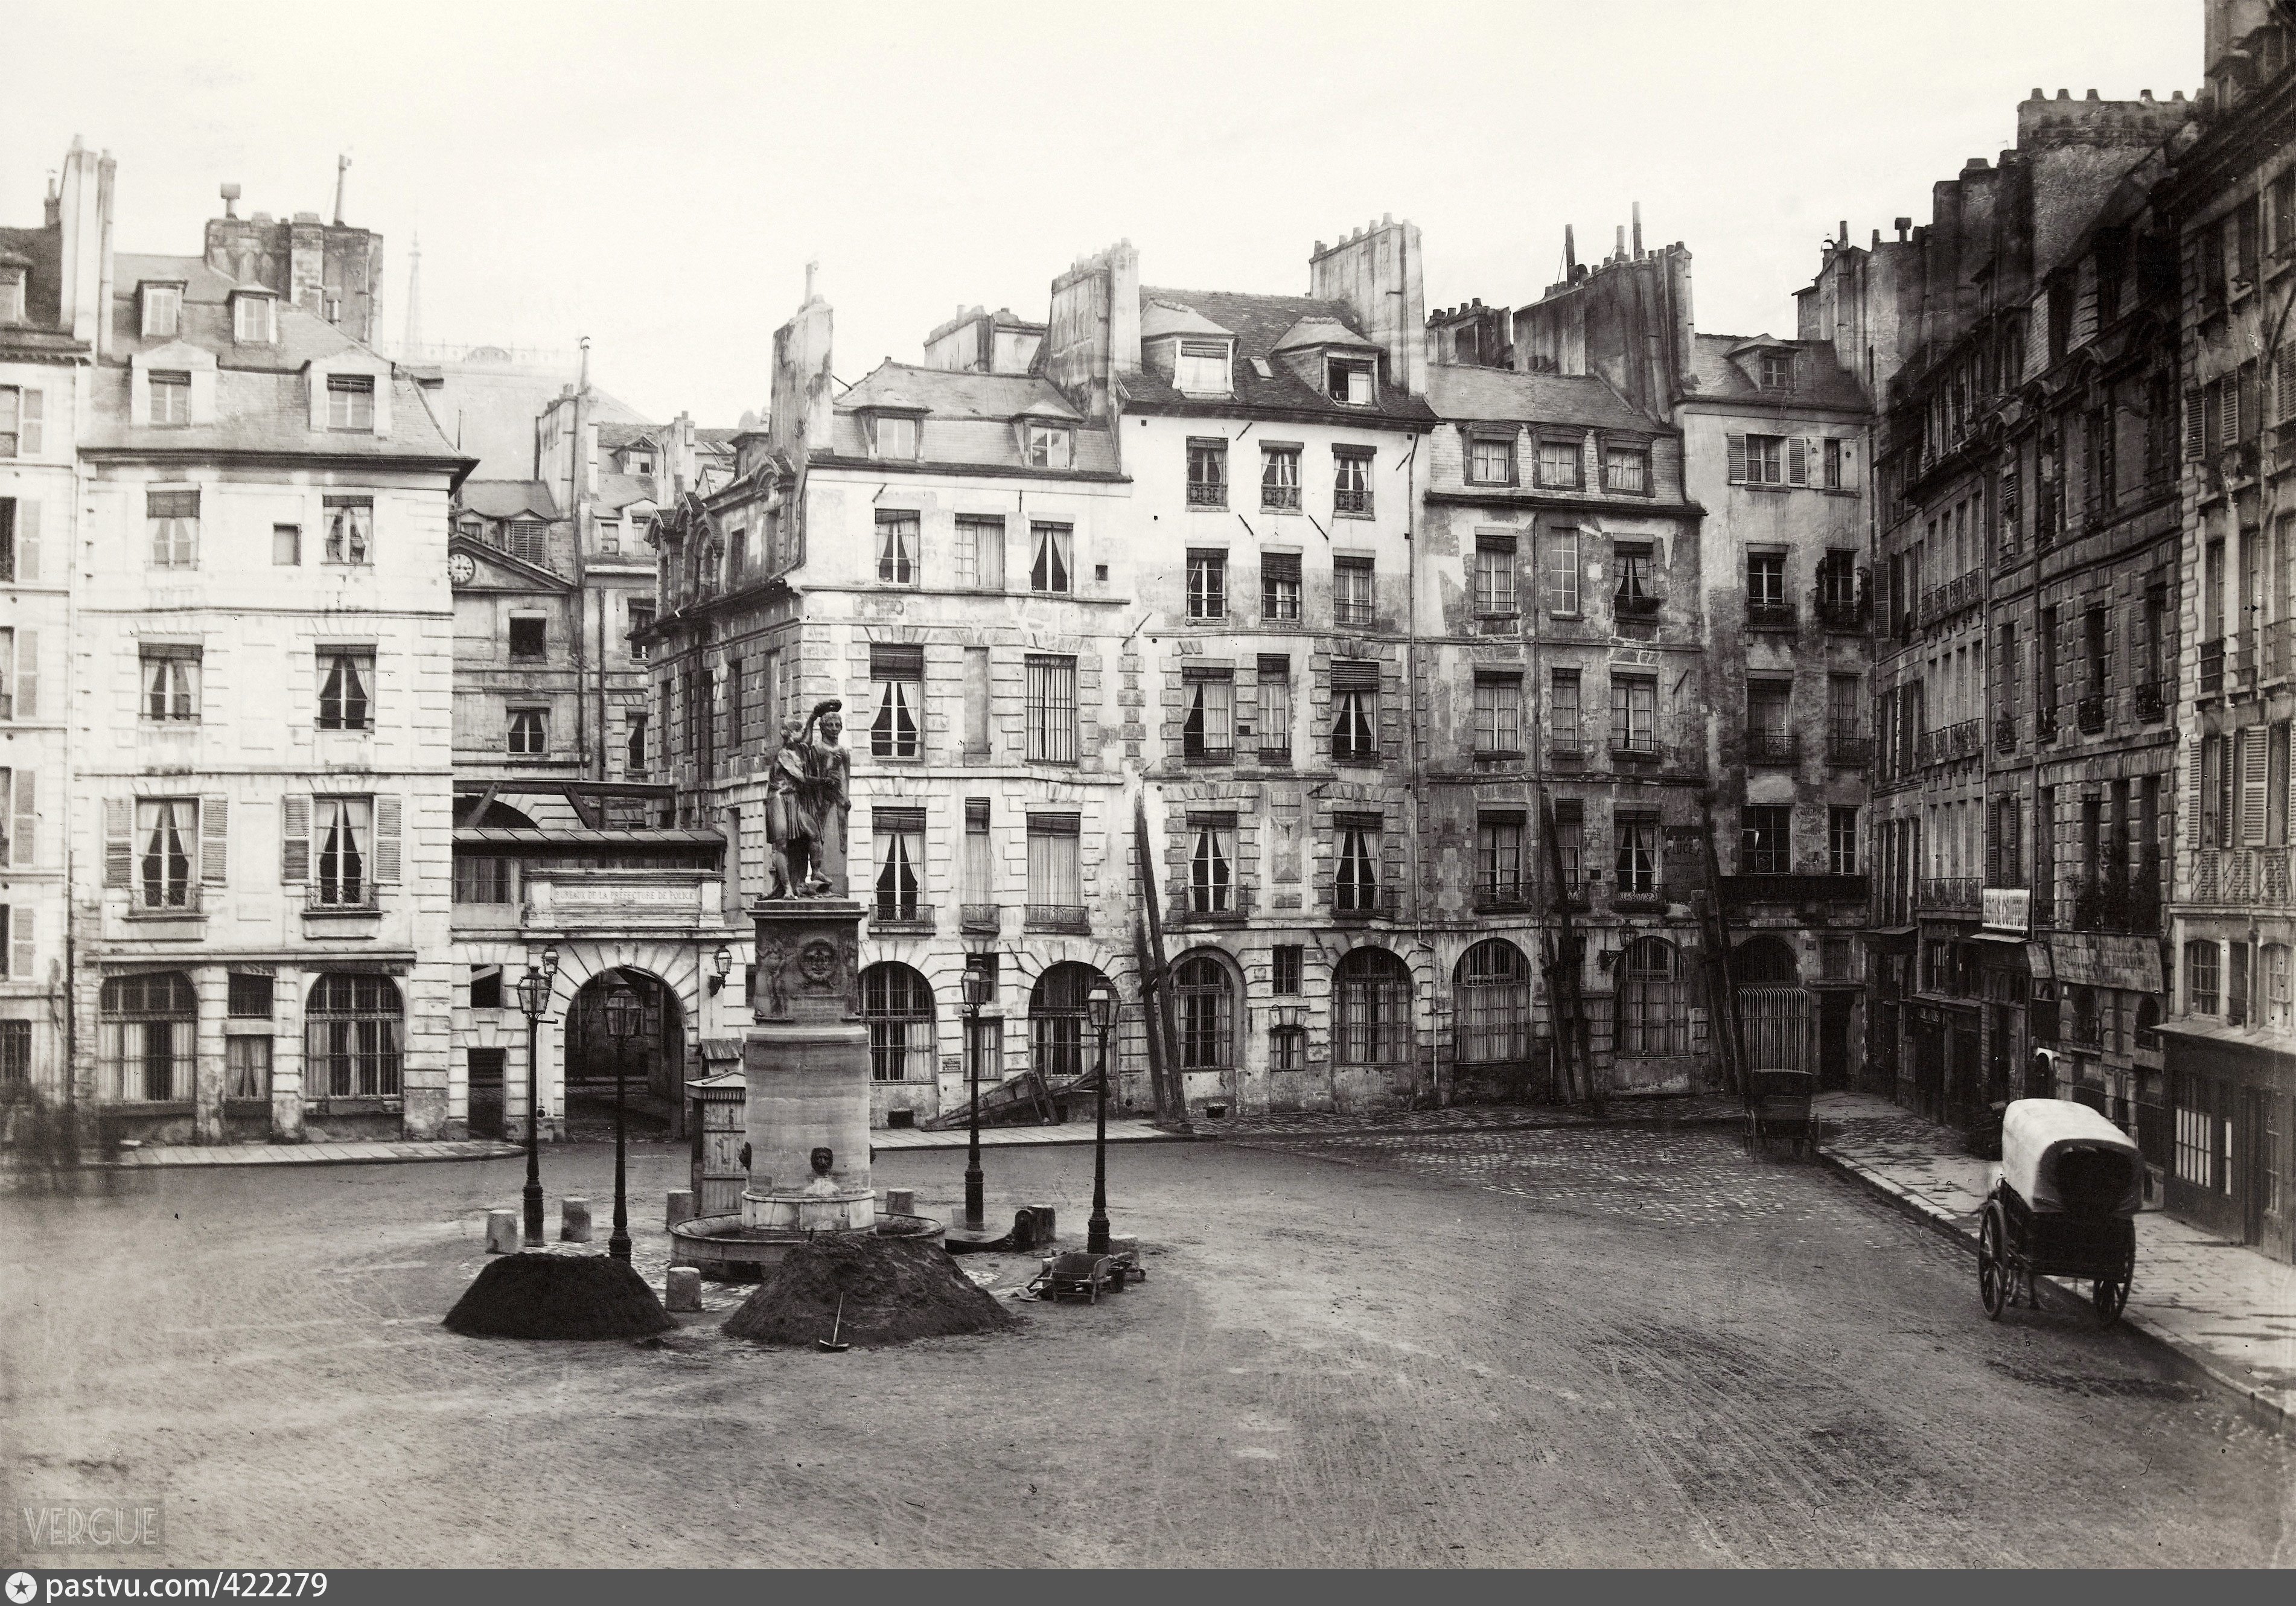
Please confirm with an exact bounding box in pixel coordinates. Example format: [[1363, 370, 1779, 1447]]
[[962, 963, 994, 1012], [604, 984, 642, 1040], [1085, 979, 1117, 1034]]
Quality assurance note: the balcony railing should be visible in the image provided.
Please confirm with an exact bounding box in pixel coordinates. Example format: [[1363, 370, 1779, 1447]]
[[305, 883, 380, 913], [1185, 480, 1226, 508], [2070, 873, 2160, 935], [1170, 883, 1253, 927], [1473, 882, 1534, 913], [2076, 693, 2108, 734], [1747, 600, 1797, 631], [1257, 741, 1292, 766], [1334, 488, 1371, 516], [1993, 713, 2018, 753], [1610, 728, 1660, 761], [1615, 593, 1662, 623], [958, 903, 1003, 934], [1024, 904, 1089, 933], [1610, 878, 1668, 905], [1814, 590, 1869, 633], [1828, 732, 1872, 765], [1183, 742, 1234, 765], [870, 896, 934, 930], [1916, 877, 1980, 911], [2132, 680, 2166, 722], [1917, 570, 1984, 627], [2189, 847, 2295, 908], [2199, 639, 2224, 696], [127, 884, 205, 916], [1333, 601, 1374, 629], [1746, 730, 1799, 766], [1549, 728, 1586, 765], [1332, 885, 1403, 921]]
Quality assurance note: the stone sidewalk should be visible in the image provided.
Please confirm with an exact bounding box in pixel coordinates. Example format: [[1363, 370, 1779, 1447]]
[[867, 1117, 1179, 1150], [1813, 1090, 2296, 1431], [1203, 1092, 1744, 1141], [104, 1138, 523, 1168]]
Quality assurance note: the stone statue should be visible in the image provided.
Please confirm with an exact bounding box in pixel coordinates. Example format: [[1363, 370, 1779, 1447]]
[[800, 699, 852, 898], [763, 716, 814, 899]]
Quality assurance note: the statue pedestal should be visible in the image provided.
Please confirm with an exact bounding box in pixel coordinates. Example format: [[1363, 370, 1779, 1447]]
[[739, 899, 874, 1235]]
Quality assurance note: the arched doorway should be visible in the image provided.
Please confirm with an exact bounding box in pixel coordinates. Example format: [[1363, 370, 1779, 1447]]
[[1173, 949, 1239, 1098], [1334, 947, 1412, 1067], [564, 968, 685, 1135], [1735, 935, 1799, 984], [1030, 961, 1110, 1086], [1454, 940, 1532, 1092]]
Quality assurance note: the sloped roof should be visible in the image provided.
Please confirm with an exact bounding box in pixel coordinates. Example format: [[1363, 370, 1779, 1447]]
[[1271, 313, 1373, 353], [1123, 287, 1435, 424], [594, 472, 657, 513], [837, 362, 1081, 421], [414, 366, 650, 480], [82, 366, 465, 464], [1424, 365, 1662, 434], [458, 480, 560, 520], [1141, 298, 1234, 339], [1685, 333, 1867, 412], [110, 252, 359, 373]]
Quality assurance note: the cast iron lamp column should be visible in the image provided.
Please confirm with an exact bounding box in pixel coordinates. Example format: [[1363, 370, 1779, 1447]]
[[513, 945, 560, 1246], [602, 983, 640, 1262], [1085, 978, 1117, 1255], [960, 960, 992, 1229]]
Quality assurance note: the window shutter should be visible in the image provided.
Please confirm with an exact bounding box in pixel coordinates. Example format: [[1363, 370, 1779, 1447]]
[[103, 797, 132, 887], [9, 906, 31, 983], [281, 794, 311, 882], [2241, 729, 2269, 847], [14, 497, 36, 582], [1726, 433, 1747, 484], [199, 794, 228, 884], [2279, 343, 2296, 422], [2222, 376, 2241, 445], [12, 628, 32, 719], [1787, 437, 1810, 486], [374, 794, 403, 883], [2189, 739, 2207, 853], [10, 770, 30, 869], [19, 389, 40, 456], [2186, 387, 2206, 457], [1329, 659, 1380, 692], [1986, 801, 2000, 883]]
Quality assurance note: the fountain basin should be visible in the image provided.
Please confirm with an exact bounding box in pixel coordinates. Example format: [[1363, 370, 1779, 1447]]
[[669, 1211, 944, 1281]]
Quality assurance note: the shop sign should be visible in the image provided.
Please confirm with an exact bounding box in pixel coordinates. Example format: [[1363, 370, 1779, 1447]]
[[1981, 888, 2030, 934], [2046, 932, 2164, 995]]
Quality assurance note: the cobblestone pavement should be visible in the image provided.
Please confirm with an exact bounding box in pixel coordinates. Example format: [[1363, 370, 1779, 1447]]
[[1208, 1092, 1743, 1140]]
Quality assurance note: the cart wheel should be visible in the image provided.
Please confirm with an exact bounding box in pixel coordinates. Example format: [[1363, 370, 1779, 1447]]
[[2093, 1276, 2128, 1326], [1978, 1204, 2007, 1319]]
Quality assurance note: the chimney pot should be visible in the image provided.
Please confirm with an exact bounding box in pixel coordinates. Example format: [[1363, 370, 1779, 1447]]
[[2085, 88, 2099, 100], [2030, 87, 2046, 100], [2056, 88, 2070, 100], [1381, 212, 1392, 226]]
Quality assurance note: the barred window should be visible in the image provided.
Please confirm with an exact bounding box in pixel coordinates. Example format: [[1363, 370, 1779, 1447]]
[[1333, 948, 1411, 1065], [1176, 954, 1235, 1069], [1272, 945, 1304, 995], [100, 970, 197, 1101], [861, 963, 935, 1083], [1617, 937, 1692, 1056], [1024, 654, 1077, 763], [1456, 940, 1532, 1065], [1030, 961, 1108, 1083], [305, 973, 403, 1097]]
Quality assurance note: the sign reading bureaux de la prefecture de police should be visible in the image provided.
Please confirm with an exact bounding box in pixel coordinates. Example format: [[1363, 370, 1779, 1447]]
[[1981, 888, 2031, 934]]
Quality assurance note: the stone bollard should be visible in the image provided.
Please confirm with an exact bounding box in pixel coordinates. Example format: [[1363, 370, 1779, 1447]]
[[664, 1266, 703, 1313], [666, 1188, 696, 1229], [485, 1209, 519, 1254], [886, 1188, 914, 1219], [561, 1196, 593, 1243]]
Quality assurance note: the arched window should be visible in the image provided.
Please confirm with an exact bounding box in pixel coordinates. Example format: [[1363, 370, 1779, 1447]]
[[1617, 937, 1692, 1056], [1455, 940, 1531, 1064], [1334, 947, 1411, 1065], [1174, 952, 1236, 1070], [100, 971, 196, 1101], [859, 963, 935, 1083], [1031, 962, 1110, 1083], [1734, 935, 1799, 985], [307, 973, 403, 1097]]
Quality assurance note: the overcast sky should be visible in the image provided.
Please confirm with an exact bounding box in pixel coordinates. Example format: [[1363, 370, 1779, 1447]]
[[5, 0, 2198, 430]]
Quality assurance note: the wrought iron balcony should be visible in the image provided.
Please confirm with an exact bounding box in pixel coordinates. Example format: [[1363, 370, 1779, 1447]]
[[1747, 600, 1797, 631], [2076, 693, 2108, 734], [1024, 904, 1089, 933], [1828, 731, 1871, 765], [1185, 481, 1226, 508], [127, 884, 206, 917], [1746, 730, 1799, 766], [1183, 741, 1234, 765], [1472, 882, 1532, 913], [1256, 741, 1293, 767], [1331, 885, 1402, 921], [2189, 847, 2295, 908], [1170, 883, 1253, 928], [1334, 488, 1372, 517], [1993, 714, 2018, 753], [305, 883, 379, 912], [2199, 639, 2224, 696], [1916, 877, 1980, 911], [1549, 728, 1586, 765], [2132, 680, 2165, 722], [1610, 878, 1668, 906], [1814, 590, 1869, 633], [870, 896, 934, 931], [958, 903, 1003, 934]]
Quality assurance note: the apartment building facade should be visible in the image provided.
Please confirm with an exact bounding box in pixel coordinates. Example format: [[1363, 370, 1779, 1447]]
[[69, 232, 470, 1143], [2157, 0, 2296, 1262]]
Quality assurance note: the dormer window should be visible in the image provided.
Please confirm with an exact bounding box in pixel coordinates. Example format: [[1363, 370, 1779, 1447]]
[[231, 290, 276, 345], [1327, 357, 1375, 406], [0, 267, 24, 327], [870, 413, 920, 459], [1023, 421, 1073, 470], [1176, 340, 1232, 395], [139, 283, 183, 340], [148, 371, 191, 427], [327, 375, 375, 432], [1758, 351, 1794, 390]]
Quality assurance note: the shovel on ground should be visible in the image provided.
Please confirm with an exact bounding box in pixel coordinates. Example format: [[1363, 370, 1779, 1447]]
[[818, 1293, 850, 1353]]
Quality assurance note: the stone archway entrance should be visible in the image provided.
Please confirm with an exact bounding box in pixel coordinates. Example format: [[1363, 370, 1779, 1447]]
[[563, 967, 685, 1135]]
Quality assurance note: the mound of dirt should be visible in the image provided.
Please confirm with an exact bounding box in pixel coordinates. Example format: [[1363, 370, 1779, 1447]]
[[444, 1252, 677, 1340], [721, 1234, 1016, 1346]]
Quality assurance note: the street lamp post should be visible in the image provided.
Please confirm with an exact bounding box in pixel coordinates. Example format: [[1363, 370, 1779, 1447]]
[[602, 983, 641, 1263], [960, 960, 992, 1230], [1085, 978, 1117, 1255], [512, 945, 560, 1246]]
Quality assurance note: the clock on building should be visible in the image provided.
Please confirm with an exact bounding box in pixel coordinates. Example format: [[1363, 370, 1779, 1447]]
[[448, 552, 476, 585]]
